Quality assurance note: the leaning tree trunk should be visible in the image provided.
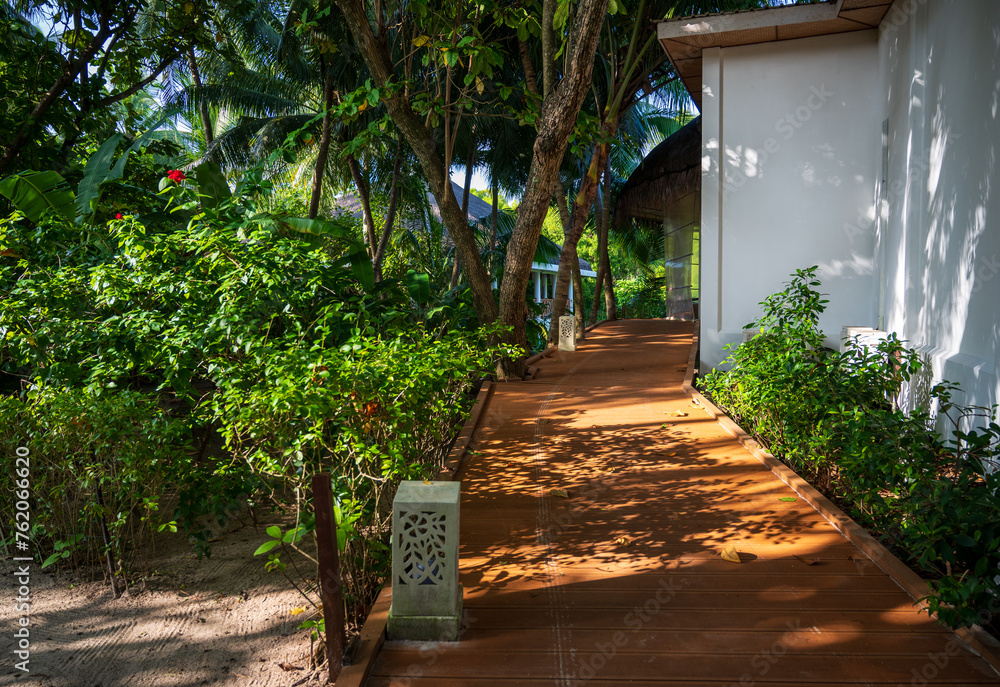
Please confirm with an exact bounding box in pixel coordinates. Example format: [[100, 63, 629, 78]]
[[496, 0, 609, 375], [308, 70, 336, 220], [547, 135, 612, 343], [450, 132, 477, 289], [572, 257, 585, 341], [334, 0, 498, 323], [589, 186, 608, 325], [373, 136, 405, 281], [346, 154, 378, 250]]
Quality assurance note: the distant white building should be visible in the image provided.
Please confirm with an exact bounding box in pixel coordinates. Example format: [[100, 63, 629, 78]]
[[645, 0, 999, 417]]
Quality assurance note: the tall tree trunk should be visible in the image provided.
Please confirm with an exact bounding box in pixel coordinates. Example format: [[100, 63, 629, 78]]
[[589, 181, 609, 325], [604, 267, 617, 320], [497, 0, 609, 374], [489, 176, 499, 252], [187, 47, 214, 146], [572, 256, 585, 341], [309, 70, 336, 220], [547, 134, 613, 342], [334, 0, 498, 323], [554, 180, 571, 230], [347, 154, 377, 250], [600, 157, 617, 320], [373, 136, 405, 281], [450, 132, 477, 289]]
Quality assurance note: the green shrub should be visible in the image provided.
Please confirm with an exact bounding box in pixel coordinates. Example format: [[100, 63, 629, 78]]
[[0, 386, 191, 572], [1, 138, 513, 632], [701, 267, 1000, 630]]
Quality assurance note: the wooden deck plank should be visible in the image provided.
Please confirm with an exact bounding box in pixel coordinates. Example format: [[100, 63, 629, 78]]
[[362, 321, 1000, 686], [385, 627, 965, 655], [371, 650, 999, 682]]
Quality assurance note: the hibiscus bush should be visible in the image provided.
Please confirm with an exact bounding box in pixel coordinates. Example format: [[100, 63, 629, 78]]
[[1, 133, 512, 630]]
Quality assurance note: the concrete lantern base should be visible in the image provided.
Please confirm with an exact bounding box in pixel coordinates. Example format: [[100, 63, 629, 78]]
[[386, 594, 463, 641]]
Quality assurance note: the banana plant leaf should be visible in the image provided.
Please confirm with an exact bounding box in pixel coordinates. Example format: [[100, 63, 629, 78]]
[[0, 170, 75, 222]]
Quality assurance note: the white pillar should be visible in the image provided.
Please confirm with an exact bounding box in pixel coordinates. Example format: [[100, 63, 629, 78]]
[[533, 272, 541, 301], [568, 278, 574, 310]]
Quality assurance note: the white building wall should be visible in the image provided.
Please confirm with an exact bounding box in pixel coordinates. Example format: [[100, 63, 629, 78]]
[[878, 0, 1000, 415], [700, 31, 880, 369]]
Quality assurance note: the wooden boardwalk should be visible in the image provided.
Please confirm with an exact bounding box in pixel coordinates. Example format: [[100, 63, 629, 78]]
[[366, 320, 1000, 686]]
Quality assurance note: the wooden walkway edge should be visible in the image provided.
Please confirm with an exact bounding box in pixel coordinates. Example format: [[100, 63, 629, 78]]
[[343, 320, 1000, 686]]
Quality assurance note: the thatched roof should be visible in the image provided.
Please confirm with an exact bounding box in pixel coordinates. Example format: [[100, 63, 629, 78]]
[[615, 116, 701, 225]]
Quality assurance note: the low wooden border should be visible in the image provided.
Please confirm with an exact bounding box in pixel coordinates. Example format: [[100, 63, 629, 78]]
[[524, 346, 555, 366], [334, 381, 495, 685], [681, 327, 1000, 674], [436, 382, 493, 481]]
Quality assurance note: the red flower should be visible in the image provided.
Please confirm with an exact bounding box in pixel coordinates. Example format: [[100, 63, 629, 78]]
[[167, 169, 186, 182], [115, 213, 123, 219]]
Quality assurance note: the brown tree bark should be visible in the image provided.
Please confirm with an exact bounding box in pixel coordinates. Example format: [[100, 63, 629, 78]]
[[308, 70, 336, 220], [333, 0, 498, 322], [373, 136, 405, 282], [572, 256, 585, 340], [589, 181, 608, 325], [496, 0, 609, 374], [346, 154, 377, 249], [450, 132, 477, 289], [547, 131, 613, 342]]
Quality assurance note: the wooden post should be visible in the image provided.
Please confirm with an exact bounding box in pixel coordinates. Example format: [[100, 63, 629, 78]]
[[312, 473, 345, 683]]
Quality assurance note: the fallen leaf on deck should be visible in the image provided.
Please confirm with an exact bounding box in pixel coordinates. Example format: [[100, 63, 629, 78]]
[[422, 479, 432, 485], [289, 607, 306, 615], [779, 497, 797, 502], [615, 536, 631, 547], [278, 662, 303, 672], [673, 411, 688, 417], [794, 555, 819, 566], [721, 544, 741, 563], [551, 488, 570, 498]]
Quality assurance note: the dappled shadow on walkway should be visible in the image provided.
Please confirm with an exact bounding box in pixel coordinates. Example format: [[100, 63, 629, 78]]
[[367, 320, 1000, 686]]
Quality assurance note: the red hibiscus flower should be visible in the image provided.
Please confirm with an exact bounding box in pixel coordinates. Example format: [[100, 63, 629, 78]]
[[115, 213, 123, 219], [167, 170, 186, 182]]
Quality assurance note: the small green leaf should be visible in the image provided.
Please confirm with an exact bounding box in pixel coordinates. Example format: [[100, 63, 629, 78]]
[[254, 540, 281, 556]]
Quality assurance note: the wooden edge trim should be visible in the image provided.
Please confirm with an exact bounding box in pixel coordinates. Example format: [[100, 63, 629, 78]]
[[437, 382, 493, 481], [680, 329, 1000, 675], [524, 345, 556, 366], [585, 318, 608, 333], [334, 586, 391, 686]]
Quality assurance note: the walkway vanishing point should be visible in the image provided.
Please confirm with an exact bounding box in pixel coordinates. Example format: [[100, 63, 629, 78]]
[[364, 320, 1000, 686]]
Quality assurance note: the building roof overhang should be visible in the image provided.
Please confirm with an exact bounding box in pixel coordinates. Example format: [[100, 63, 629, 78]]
[[658, 0, 895, 110]]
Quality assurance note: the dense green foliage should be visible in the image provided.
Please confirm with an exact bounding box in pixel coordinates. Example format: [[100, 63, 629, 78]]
[[701, 268, 1000, 630], [0, 145, 511, 628]]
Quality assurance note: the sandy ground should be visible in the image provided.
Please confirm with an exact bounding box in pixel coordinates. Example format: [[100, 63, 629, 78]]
[[2, 515, 331, 687]]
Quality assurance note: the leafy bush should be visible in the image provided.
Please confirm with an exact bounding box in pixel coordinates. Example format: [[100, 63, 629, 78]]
[[1, 133, 512, 636], [0, 386, 190, 574], [701, 267, 1000, 630], [615, 273, 666, 319]]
